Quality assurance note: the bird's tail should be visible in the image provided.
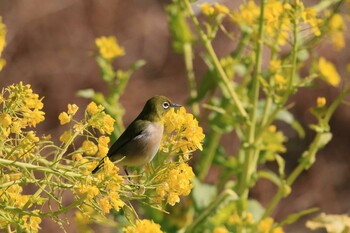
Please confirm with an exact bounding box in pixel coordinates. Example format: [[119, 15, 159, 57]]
[[91, 157, 106, 174]]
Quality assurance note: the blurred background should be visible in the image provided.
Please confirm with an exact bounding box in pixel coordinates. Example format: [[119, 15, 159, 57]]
[[0, 1, 349, 232]]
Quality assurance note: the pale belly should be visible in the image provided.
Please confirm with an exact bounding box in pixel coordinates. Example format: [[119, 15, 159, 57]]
[[117, 123, 163, 166]]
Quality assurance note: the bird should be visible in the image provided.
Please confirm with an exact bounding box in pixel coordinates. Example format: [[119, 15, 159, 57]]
[[92, 95, 181, 174]]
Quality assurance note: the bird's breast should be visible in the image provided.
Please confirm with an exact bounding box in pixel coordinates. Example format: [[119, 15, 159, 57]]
[[120, 122, 164, 166]]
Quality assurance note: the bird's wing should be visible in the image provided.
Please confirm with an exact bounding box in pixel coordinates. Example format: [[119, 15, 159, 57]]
[[107, 119, 149, 157]]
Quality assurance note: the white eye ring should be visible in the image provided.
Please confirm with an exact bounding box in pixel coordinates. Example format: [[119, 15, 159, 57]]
[[162, 101, 170, 109]]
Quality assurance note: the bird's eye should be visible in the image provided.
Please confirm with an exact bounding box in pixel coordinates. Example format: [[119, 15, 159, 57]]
[[162, 101, 170, 109]]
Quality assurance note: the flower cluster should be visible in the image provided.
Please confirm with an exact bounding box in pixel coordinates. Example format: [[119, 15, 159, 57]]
[[0, 181, 41, 232], [0, 82, 44, 161], [95, 36, 125, 60], [326, 13, 346, 50], [154, 158, 195, 206], [75, 157, 124, 215], [231, 0, 322, 46], [161, 107, 204, 154], [199, 3, 229, 16], [123, 219, 163, 233], [212, 212, 284, 233]]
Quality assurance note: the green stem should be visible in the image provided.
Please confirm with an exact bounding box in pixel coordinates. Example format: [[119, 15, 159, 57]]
[[20, 129, 83, 213], [262, 88, 350, 218], [238, 0, 265, 198], [183, 42, 200, 117], [185, 189, 238, 233], [198, 131, 221, 181], [183, 0, 247, 118], [257, 9, 299, 141]]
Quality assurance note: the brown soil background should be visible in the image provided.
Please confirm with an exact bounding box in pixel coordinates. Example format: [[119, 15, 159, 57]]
[[0, 1, 349, 232]]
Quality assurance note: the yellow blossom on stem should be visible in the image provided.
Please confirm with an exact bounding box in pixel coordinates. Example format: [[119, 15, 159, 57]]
[[97, 136, 110, 157], [199, 3, 215, 16], [58, 112, 71, 125], [318, 57, 340, 87], [86, 102, 100, 115], [77, 184, 99, 200], [82, 140, 98, 156], [95, 36, 125, 60], [0, 16, 6, 56], [214, 3, 229, 14], [274, 74, 286, 85], [67, 103, 79, 115], [317, 97, 326, 108], [258, 217, 274, 233], [123, 219, 163, 233], [213, 226, 229, 233], [22, 215, 41, 233], [60, 130, 72, 143], [155, 158, 195, 206], [269, 60, 281, 72]]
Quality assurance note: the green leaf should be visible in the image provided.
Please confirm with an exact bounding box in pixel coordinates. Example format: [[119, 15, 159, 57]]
[[276, 109, 305, 138], [279, 208, 319, 226], [258, 170, 280, 187], [275, 154, 285, 177], [247, 199, 265, 222], [192, 178, 218, 210], [95, 56, 115, 82], [316, 132, 332, 149], [76, 88, 95, 99]]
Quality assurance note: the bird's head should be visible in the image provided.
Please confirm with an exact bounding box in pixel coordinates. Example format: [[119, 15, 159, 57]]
[[138, 95, 181, 122]]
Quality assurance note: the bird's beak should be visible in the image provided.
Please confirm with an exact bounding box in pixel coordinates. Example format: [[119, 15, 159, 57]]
[[171, 103, 182, 108]]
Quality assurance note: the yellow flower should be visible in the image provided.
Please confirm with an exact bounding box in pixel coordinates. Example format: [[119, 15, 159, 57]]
[[0, 16, 6, 56], [86, 102, 100, 115], [77, 184, 99, 200], [213, 226, 229, 233], [268, 125, 276, 133], [58, 112, 71, 125], [162, 107, 204, 153], [60, 130, 72, 143], [228, 213, 241, 225], [72, 153, 83, 160], [214, 3, 229, 14], [98, 136, 110, 157], [95, 36, 125, 60], [302, 8, 322, 36], [231, 1, 259, 26], [155, 158, 195, 206], [246, 212, 254, 224], [269, 60, 281, 72], [123, 219, 163, 233], [330, 32, 345, 50], [82, 140, 98, 156], [26, 109, 45, 127], [274, 74, 286, 85], [199, 3, 215, 16], [99, 197, 112, 214], [318, 57, 340, 87], [316, 97, 326, 108], [258, 217, 274, 233], [67, 103, 79, 115], [0, 113, 11, 127], [22, 215, 42, 233], [272, 226, 284, 233], [329, 14, 345, 31]]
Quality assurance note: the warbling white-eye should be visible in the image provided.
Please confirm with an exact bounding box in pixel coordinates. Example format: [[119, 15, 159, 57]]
[[92, 95, 180, 174]]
